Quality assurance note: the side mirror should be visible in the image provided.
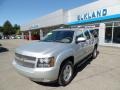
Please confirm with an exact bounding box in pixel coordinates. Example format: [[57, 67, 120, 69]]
[[76, 37, 86, 43]]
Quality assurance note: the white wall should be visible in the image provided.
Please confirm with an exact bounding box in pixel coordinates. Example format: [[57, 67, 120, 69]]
[[99, 23, 105, 45], [21, 9, 68, 31]]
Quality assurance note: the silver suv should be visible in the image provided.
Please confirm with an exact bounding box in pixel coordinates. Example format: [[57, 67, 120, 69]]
[[13, 28, 98, 86]]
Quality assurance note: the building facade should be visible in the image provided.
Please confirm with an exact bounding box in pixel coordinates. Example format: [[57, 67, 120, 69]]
[[21, 0, 120, 47]]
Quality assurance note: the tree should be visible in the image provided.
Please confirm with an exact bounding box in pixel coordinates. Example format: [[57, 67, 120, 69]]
[[0, 26, 3, 32], [3, 20, 13, 35], [13, 24, 20, 35]]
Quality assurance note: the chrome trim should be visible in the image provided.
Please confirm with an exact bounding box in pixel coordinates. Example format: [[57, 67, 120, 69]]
[[15, 53, 36, 68]]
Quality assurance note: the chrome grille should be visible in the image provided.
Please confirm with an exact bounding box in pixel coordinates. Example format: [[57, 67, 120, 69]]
[[15, 53, 36, 68]]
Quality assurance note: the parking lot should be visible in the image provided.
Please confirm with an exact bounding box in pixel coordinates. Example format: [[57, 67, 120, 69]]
[[0, 39, 120, 90]]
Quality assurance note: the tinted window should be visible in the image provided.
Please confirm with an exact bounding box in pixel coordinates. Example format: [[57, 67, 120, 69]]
[[105, 27, 112, 43], [113, 26, 120, 43], [84, 30, 90, 39], [90, 30, 94, 35], [90, 29, 98, 37], [42, 30, 74, 43]]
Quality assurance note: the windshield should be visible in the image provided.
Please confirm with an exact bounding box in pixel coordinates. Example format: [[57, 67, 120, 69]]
[[41, 30, 74, 43]]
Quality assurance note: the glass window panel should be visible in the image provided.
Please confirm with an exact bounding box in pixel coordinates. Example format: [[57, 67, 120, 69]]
[[105, 22, 113, 27], [114, 22, 120, 27], [105, 27, 112, 43], [113, 26, 120, 44]]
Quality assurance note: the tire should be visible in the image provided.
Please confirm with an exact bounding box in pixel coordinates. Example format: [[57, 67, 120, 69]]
[[92, 46, 97, 59], [58, 61, 73, 86]]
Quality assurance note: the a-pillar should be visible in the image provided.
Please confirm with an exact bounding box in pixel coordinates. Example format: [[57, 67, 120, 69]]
[[40, 29, 43, 40], [29, 31, 32, 40]]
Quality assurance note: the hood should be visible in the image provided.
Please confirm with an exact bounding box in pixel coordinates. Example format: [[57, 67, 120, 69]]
[[16, 41, 72, 57]]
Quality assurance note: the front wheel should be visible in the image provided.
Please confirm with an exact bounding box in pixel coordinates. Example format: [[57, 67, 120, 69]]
[[58, 61, 73, 86]]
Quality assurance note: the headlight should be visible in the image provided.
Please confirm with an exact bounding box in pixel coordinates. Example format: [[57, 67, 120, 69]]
[[37, 57, 55, 68]]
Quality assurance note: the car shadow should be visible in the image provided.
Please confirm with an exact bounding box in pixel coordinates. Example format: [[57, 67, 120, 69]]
[[35, 81, 60, 87], [34, 51, 99, 87], [0, 47, 9, 53], [73, 51, 99, 79]]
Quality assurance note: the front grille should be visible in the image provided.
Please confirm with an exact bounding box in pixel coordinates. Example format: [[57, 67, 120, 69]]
[[15, 53, 36, 68]]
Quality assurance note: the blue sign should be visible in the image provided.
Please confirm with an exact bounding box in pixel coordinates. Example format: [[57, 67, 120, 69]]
[[77, 9, 107, 21]]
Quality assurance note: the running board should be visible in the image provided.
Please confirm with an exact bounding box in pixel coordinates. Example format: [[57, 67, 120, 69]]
[[76, 54, 92, 67]]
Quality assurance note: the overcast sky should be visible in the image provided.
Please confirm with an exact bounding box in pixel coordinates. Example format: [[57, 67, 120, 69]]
[[0, 0, 97, 26]]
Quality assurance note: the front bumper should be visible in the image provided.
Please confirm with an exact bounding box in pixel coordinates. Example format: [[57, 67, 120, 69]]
[[12, 60, 59, 82]]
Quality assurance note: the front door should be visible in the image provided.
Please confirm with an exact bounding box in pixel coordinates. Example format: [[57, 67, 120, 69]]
[[74, 31, 86, 63], [83, 30, 92, 55]]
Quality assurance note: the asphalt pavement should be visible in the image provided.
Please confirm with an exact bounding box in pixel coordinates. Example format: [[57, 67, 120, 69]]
[[0, 39, 120, 90]]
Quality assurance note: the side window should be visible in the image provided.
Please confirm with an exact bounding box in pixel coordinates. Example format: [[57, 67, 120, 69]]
[[84, 30, 91, 39], [89, 30, 94, 38], [90, 29, 98, 37], [89, 30, 94, 35]]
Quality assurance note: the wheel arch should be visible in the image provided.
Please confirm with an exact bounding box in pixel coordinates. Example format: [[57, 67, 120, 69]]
[[58, 56, 74, 75], [60, 56, 74, 66]]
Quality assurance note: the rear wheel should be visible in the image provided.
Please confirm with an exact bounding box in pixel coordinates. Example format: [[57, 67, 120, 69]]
[[92, 46, 97, 59], [58, 61, 73, 86]]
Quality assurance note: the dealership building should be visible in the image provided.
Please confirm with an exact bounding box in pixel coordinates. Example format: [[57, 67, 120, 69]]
[[21, 0, 120, 47]]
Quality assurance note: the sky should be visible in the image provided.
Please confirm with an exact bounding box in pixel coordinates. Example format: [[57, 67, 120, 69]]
[[0, 0, 97, 26]]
